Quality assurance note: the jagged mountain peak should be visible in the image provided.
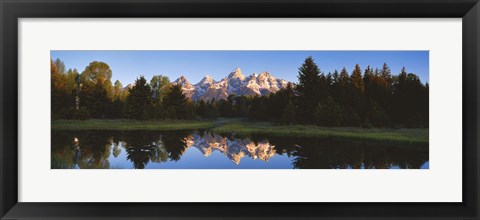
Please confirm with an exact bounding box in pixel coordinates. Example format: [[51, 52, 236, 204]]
[[174, 75, 191, 85], [170, 68, 290, 101], [198, 75, 214, 84], [227, 68, 245, 80], [259, 71, 270, 77]]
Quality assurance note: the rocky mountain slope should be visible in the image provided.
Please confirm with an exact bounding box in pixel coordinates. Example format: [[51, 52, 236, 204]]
[[172, 68, 289, 101]]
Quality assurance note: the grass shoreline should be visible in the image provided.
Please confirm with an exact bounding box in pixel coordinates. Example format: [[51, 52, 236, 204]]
[[212, 122, 428, 144], [51, 119, 217, 131], [52, 119, 428, 144]]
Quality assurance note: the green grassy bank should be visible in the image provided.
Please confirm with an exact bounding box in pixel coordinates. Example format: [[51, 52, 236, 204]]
[[212, 122, 428, 144], [51, 119, 216, 131], [52, 119, 428, 144]]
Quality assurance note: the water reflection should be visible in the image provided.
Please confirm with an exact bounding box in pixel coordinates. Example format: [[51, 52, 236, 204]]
[[188, 132, 277, 164], [51, 130, 429, 169]]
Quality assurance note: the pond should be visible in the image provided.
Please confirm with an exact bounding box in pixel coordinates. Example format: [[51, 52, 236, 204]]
[[51, 130, 429, 169]]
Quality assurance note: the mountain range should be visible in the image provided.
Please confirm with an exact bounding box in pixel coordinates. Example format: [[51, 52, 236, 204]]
[[184, 132, 277, 164], [171, 68, 290, 101]]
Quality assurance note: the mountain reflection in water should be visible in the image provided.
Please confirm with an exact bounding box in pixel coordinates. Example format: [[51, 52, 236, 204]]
[[188, 133, 277, 164], [51, 130, 429, 169]]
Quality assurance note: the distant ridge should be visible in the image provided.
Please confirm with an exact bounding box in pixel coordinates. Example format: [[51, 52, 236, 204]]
[[171, 68, 289, 101]]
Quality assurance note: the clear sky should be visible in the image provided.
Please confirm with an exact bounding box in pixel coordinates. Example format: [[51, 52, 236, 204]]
[[50, 51, 429, 85]]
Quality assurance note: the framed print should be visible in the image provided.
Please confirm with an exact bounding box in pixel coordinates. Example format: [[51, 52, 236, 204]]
[[1, 0, 479, 219]]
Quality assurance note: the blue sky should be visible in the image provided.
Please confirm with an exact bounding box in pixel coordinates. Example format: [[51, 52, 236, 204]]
[[50, 51, 429, 85]]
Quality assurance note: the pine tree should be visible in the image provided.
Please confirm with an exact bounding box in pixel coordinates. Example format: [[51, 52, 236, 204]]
[[124, 76, 153, 120], [326, 72, 333, 86], [336, 67, 350, 106], [295, 56, 321, 123], [332, 70, 339, 84], [54, 58, 66, 75], [51, 59, 76, 118], [162, 84, 193, 119], [350, 64, 366, 116], [113, 80, 123, 100], [363, 66, 374, 96], [351, 64, 365, 93], [380, 63, 392, 85]]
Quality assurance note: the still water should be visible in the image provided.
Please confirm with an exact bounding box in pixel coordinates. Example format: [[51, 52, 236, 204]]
[[51, 130, 429, 169]]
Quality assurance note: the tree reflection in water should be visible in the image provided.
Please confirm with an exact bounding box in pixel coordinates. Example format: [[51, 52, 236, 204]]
[[51, 130, 428, 169]]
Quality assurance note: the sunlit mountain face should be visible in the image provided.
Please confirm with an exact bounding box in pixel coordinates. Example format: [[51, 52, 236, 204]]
[[51, 130, 429, 169], [185, 132, 277, 164], [171, 68, 290, 101]]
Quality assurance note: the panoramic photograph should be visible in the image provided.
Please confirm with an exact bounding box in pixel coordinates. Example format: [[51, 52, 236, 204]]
[[51, 51, 429, 169]]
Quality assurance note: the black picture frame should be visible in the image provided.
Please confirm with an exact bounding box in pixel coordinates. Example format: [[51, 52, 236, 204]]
[[1, 0, 479, 219]]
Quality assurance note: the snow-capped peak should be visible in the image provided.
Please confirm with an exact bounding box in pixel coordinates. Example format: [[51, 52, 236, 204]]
[[227, 68, 245, 80], [258, 71, 271, 78], [169, 68, 290, 101], [174, 75, 190, 85], [198, 75, 214, 85]]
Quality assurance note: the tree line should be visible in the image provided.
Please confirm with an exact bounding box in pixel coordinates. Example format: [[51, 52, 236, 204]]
[[51, 56, 428, 128], [246, 57, 429, 128], [51, 59, 193, 120]]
